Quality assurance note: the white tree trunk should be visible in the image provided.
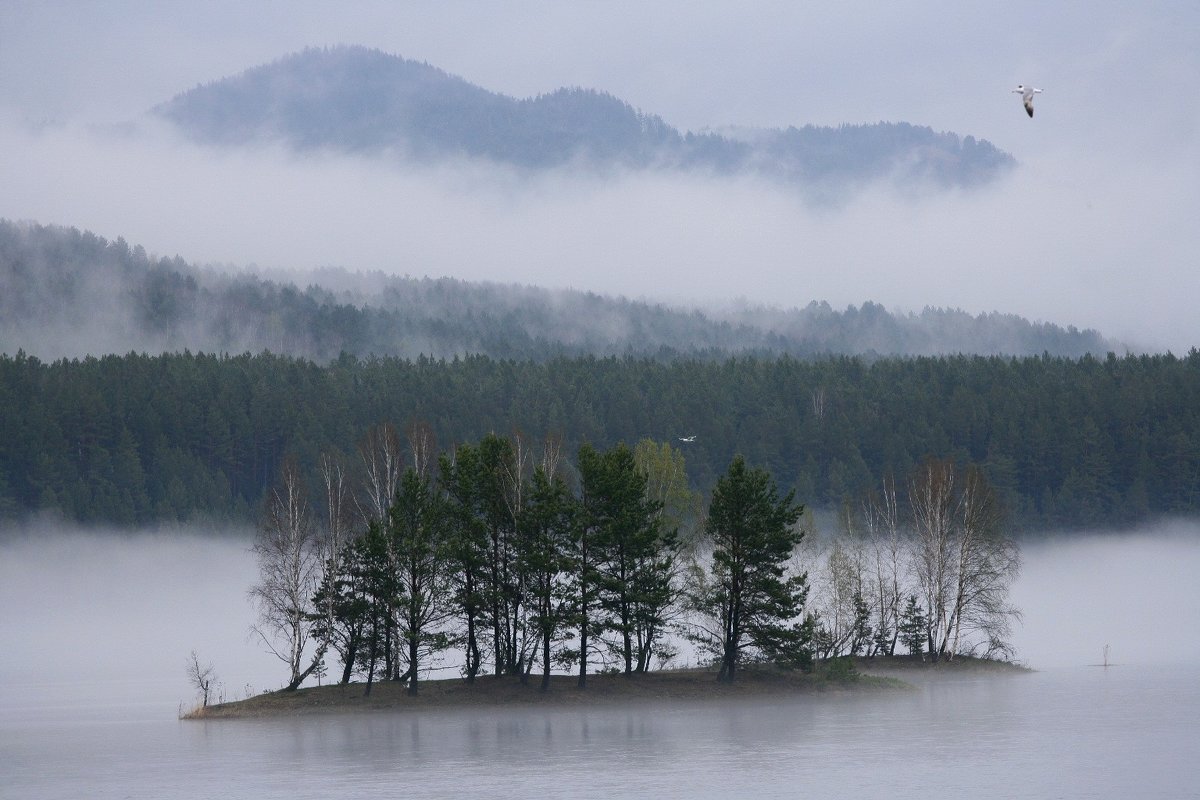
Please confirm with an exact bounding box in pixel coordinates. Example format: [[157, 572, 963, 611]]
[[250, 459, 323, 689], [909, 458, 955, 659]]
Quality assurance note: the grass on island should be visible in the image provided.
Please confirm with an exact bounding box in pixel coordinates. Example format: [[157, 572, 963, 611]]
[[182, 655, 1023, 720]]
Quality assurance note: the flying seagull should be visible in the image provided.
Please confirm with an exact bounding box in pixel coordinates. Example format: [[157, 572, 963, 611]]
[[1012, 84, 1042, 118], [678, 435, 696, 443]]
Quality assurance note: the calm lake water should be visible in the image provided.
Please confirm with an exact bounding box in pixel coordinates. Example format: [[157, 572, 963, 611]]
[[2, 524, 1199, 798], [3, 665, 1197, 799]]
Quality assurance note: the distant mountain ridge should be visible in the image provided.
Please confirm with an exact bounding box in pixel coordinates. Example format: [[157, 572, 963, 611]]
[[0, 220, 1117, 362], [153, 46, 1014, 190]]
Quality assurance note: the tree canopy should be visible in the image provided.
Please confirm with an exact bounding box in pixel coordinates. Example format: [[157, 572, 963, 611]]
[[2, 348, 1199, 531], [693, 456, 812, 681]]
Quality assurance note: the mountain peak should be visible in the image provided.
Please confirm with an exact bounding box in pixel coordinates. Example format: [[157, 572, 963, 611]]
[[154, 46, 1014, 187]]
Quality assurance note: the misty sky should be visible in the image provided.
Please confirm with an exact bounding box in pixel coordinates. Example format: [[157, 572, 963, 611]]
[[1, 1, 1197, 351]]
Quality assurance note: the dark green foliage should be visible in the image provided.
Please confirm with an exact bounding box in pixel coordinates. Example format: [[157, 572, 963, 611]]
[[438, 445, 489, 682], [899, 595, 928, 657], [310, 540, 371, 685], [700, 456, 813, 682], [353, 520, 397, 693], [577, 443, 680, 676], [570, 444, 606, 687], [849, 590, 873, 656], [306, 436, 690, 687], [823, 655, 859, 682], [518, 467, 576, 690], [3, 348, 1200, 530], [475, 434, 525, 677], [388, 468, 455, 695], [871, 619, 895, 658]]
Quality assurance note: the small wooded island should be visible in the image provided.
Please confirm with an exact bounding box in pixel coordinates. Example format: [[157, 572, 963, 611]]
[[184, 430, 1024, 718], [185, 657, 1027, 719]]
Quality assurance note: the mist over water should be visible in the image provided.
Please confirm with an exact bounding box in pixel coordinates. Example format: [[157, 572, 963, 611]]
[[1010, 521, 1200, 669], [0, 524, 275, 708], [2, 521, 1198, 798], [2, 521, 1198, 700]]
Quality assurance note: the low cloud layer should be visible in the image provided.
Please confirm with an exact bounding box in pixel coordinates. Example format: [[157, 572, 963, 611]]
[[1011, 521, 1200, 668], [0, 524, 270, 706], [1, 1, 1196, 352], [1, 115, 1195, 352], [1, 520, 1197, 706]]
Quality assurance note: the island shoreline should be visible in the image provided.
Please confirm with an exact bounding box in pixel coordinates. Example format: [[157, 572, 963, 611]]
[[184, 656, 1028, 720]]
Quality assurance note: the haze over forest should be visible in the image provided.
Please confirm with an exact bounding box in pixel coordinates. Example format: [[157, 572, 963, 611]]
[[1, 4, 1197, 534], [0, 219, 1116, 362], [2, 3, 1196, 352], [0, 45, 1123, 362]]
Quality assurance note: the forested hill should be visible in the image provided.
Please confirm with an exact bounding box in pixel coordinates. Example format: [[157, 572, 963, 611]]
[[2, 349, 1198, 531], [0, 220, 1116, 361], [153, 45, 1013, 190]]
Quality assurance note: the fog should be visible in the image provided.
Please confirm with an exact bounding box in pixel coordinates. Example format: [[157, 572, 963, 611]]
[[1, 521, 1198, 711], [0, 524, 276, 706], [1, 2, 1197, 352], [1, 118, 1195, 352], [1010, 522, 1200, 669]]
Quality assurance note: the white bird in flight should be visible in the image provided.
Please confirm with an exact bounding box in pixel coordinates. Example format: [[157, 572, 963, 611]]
[[1012, 84, 1042, 118], [678, 435, 696, 443]]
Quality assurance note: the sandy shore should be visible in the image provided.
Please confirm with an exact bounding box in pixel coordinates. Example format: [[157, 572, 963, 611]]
[[184, 656, 1025, 720]]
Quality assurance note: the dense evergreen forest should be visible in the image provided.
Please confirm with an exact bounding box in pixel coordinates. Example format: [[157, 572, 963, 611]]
[[154, 46, 1013, 191], [2, 348, 1197, 530], [0, 220, 1117, 362]]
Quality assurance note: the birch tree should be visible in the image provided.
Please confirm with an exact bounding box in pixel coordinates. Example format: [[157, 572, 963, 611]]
[[406, 419, 437, 479], [811, 536, 867, 659], [634, 438, 701, 544], [862, 473, 905, 656], [909, 458, 1020, 661], [357, 423, 404, 524], [249, 458, 327, 690], [909, 456, 957, 661], [945, 465, 1022, 659], [309, 452, 364, 685]]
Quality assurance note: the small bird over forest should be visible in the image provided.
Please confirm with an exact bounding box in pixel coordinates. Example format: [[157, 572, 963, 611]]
[[678, 435, 696, 443], [1013, 84, 1043, 118]]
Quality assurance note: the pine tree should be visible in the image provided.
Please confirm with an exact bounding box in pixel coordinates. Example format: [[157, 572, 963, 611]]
[[691, 456, 813, 682], [899, 594, 928, 659], [518, 467, 576, 690], [388, 468, 455, 696]]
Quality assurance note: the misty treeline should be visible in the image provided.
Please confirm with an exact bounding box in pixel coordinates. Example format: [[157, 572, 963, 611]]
[[0, 220, 1115, 362], [2, 347, 1199, 531], [248, 429, 1017, 694], [154, 46, 1014, 190]]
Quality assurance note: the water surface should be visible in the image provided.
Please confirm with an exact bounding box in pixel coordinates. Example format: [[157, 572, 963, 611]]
[[3, 665, 1196, 799], [2, 524, 1198, 798]]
